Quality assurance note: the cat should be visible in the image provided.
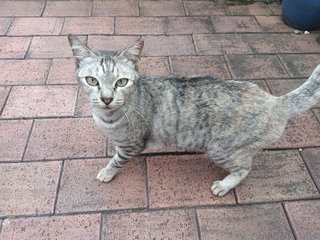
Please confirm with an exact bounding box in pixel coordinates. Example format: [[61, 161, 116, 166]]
[[68, 35, 320, 197]]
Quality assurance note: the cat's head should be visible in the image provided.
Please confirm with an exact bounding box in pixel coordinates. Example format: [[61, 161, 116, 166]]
[[68, 35, 144, 111]]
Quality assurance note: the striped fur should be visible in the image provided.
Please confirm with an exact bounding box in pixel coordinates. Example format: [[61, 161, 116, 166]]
[[68, 35, 320, 197]]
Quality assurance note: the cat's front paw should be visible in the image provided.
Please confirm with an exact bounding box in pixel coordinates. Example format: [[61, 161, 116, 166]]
[[96, 168, 115, 182], [211, 180, 230, 197]]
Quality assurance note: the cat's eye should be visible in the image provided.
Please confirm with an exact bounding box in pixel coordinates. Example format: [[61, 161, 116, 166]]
[[86, 77, 99, 86], [116, 78, 129, 88]]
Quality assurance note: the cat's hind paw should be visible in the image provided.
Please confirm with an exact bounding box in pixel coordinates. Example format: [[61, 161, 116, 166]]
[[211, 180, 230, 197], [96, 168, 115, 182]]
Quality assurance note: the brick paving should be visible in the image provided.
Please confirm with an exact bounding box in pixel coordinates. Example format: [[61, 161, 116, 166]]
[[0, 1, 319, 239]]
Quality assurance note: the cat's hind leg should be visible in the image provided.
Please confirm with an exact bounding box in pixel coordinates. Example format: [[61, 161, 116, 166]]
[[211, 167, 250, 196], [97, 147, 133, 182], [208, 149, 254, 197]]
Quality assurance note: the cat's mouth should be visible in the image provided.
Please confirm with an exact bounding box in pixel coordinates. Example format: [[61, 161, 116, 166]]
[[92, 99, 123, 111], [94, 103, 119, 111]]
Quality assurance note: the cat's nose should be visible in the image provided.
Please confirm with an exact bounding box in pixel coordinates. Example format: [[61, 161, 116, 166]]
[[101, 98, 113, 105]]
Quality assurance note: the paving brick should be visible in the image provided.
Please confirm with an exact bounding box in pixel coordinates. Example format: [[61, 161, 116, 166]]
[[106, 142, 116, 157], [115, 17, 165, 35], [0, 1, 45, 17], [236, 150, 319, 203], [268, 2, 282, 15], [56, 158, 147, 213], [244, 33, 297, 54], [197, 204, 294, 240], [43, 1, 92, 17], [294, 34, 320, 53], [229, 2, 273, 16], [1, 85, 78, 118], [194, 34, 250, 55], [243, 33, 318, 54], [0, 214, 100, 240], [74, 88, 91, 118], [62, 17, 114, 35], [143, 35, 196, 56], [249, 79, 270, 93], [256, 16, 293, 32], [27, 36, 74, 58], [312, 109, 320, 123], [47, 58, 77, 84], [211, 16, 261, 33], [300, 148, 320, 191], [0, 86, 10, 113], [285, 200, 320, 240], [0, 120, 32, 161], [139, 1, 185, 16], [0, 161, 61, 217], [139, 57, 170, 76], [166, 17, 214, 34], [184, 1, 228, 16], [24, 118, 106, 160], [226, 54, 288, 79], [266, 79, 305, 96], [102, 209, 199, 240], [93, 1, 139, 16], [272, 111, 320, 149], [279, 54, 320, 78], [266, 79, 320, 108], [7, 18, 64, 36], [147, 155, 236, 208], [170, 55, 231, 79], [0, 37, 31, 59], [0, 59, 51, 85], [88, 35, 138, 52], [0, 18, 13, 35]]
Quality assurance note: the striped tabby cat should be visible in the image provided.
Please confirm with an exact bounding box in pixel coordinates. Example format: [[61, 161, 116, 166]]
[[68, 35, 320, 197]]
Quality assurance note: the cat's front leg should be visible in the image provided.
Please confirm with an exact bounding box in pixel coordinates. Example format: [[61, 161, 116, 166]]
[[97, 147, 134, 182], [96, 166, 118, 182]]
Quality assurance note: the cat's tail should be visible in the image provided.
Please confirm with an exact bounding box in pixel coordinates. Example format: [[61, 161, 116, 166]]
[[280, 64, 320, 117]]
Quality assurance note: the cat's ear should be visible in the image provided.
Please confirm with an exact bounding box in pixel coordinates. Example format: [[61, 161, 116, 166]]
[[68, 35, 97, 66], [118, 40, 144, 64]]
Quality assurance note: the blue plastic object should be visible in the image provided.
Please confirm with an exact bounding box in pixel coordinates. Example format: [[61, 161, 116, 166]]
[[282, 0, 320, 31]]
